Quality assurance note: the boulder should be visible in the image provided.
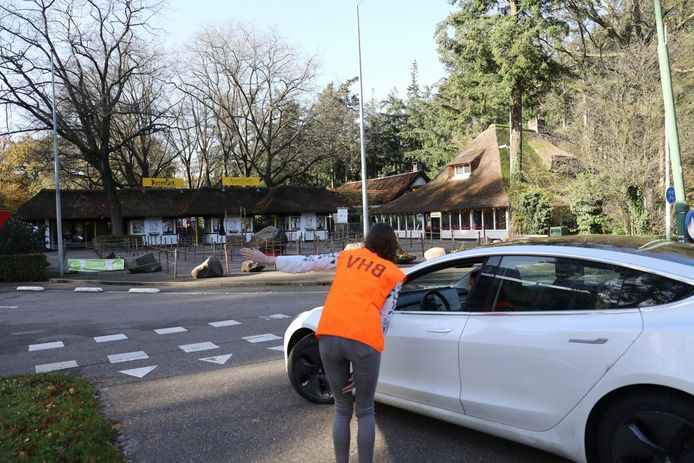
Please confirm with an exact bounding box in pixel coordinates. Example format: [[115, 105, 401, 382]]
[[424, 247, 446, 261], [249, 226, 287, 251], [191, 256, 224, 278], [125, 253, 162, 273], [344, 242, 364, 251], [241, 260, 265, 273]]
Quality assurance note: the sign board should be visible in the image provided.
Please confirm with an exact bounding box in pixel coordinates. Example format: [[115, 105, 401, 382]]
[[142, 178, 185, 188], [0, 210, 11, 229], [222, 177, 261, 187], [430, 212, 442, 218], [686, 210, 694, 241], [335, 208, 349, 224], [665, 186, 676, 204], [67, 259, 124, 272]]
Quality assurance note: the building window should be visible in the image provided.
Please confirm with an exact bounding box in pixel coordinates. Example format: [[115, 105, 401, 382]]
[[495, 208, 507, 229], [287, 216, 300, 230], [162, 218, 175, 235], [451, 163, 472, 180], [131, 219, 144, 235]]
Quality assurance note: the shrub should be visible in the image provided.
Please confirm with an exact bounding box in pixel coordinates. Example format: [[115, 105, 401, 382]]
[[511, 186, 553, 235], [0, 253, 47, 282], [0, 216, 46, 255]]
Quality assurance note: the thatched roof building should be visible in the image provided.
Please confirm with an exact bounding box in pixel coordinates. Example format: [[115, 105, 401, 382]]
[[378, 125, 508, 214]]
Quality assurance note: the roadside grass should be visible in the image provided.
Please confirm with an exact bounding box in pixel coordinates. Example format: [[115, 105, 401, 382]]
[[0, 373, 123, 463]]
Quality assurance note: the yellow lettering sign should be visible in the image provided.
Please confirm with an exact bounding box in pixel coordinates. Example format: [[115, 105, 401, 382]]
[[142, 178, 185, 188], [222, 177, 261, 187]]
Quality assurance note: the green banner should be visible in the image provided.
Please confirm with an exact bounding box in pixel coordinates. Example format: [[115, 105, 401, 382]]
[[67, 259, 125, 272]]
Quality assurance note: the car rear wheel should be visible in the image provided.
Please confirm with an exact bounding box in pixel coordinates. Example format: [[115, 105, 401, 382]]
[[593, 391, 694, 462], [287, 334, 333, 404]]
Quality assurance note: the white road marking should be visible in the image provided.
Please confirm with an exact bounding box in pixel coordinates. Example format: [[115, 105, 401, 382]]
[[0, 305, 19, 309], [154, 326, 187, 334], [260, 314, 290, 320], [243, 333, 281, 343], [199, 354, 233, 364], [35, 360, 78, 373], [29, 341, 64, 351], [128, 288, 160, 294], [119, 366, 157, 378], [178, 342, 219, 353], [209, 320, 241, 328], [74, 287, 104, 293], [94, 333, 128, 343], [267, 345, 284, 351], [17, 286, 44, 291], [108, 351, 149, 363]]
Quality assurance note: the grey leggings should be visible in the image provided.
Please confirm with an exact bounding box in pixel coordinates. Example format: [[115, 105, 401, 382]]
[[319, 335, 381, 463]]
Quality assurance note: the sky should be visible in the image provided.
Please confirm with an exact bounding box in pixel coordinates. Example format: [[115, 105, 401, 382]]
[[158, 0, 454, 101]]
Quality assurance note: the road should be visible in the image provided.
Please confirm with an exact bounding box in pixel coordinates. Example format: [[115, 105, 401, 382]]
[[0, 286, 568, 462]]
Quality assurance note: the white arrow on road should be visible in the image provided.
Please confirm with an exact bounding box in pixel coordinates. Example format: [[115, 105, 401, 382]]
[[119, 365, 157, 378], [199, 354, 233, 365]]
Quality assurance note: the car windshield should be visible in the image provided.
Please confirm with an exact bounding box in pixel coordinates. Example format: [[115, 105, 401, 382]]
[[495, 236, 694, 267], [635, 240, 694, 266]]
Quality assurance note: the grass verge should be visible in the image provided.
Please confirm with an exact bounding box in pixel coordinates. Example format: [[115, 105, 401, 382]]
[[0, 373, 123, 462]]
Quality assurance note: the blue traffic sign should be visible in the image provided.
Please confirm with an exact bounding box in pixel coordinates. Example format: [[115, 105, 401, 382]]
[[665, 186, 676, 204]]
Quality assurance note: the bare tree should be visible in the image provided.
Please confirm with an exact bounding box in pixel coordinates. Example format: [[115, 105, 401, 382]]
[[0, 0, 166, 234], [181, 23, 331, 187]]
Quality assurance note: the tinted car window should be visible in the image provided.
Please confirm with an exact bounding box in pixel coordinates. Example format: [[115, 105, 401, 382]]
[[473, 255, 627, 312], [619, 270, 694, 308]]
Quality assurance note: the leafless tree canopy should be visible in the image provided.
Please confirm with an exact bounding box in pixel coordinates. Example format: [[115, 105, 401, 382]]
[[0, 0, 169, 232], [178, 22, 330, 187]]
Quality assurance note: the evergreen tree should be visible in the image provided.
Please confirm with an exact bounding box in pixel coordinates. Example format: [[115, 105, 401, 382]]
[[437, 0, 567, 184]]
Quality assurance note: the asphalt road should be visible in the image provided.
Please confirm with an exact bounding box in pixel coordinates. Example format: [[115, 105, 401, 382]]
[[0, 286, 568, 462]]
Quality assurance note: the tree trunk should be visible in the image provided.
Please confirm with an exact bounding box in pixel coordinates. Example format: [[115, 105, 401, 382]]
[[510, 88, 523, 185], [99, 159, 124, 236]]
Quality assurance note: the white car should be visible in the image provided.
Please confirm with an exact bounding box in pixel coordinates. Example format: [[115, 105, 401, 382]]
[[283, 240, 694, 462]]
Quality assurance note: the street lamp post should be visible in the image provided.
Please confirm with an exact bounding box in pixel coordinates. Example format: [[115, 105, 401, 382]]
[[356, 3, 369, 238], [50, 50, 64, 275]]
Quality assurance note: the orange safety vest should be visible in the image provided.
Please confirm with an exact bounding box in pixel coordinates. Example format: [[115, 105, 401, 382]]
[[316, 247, 405, 352]]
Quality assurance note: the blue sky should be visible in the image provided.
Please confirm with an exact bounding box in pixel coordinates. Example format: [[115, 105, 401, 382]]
[[158, 0, 454, 100]]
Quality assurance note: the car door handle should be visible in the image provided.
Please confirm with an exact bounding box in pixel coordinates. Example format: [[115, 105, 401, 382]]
[[569, 338, 608, 344], [427, 328, 452, 333]]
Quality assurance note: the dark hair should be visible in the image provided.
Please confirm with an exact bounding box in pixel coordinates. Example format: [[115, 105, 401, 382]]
[[364, 223, 399, 263]]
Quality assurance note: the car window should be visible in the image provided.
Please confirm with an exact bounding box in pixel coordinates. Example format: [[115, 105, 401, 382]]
[[472, 255, 628, 312], [619, 270, 694, 308], [396, 258, 487, 312]]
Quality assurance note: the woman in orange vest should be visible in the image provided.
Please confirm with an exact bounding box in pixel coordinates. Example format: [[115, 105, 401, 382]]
[[241, 223, 405, 463]]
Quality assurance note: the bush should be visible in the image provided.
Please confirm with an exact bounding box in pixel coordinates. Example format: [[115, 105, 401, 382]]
[[511, 186, 553, 235], [0, 253, 47, 282], [0, 216, 46, 255]]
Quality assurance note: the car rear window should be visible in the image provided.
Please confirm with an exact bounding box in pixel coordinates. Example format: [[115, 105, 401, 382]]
[[619, 269, 694, 308]]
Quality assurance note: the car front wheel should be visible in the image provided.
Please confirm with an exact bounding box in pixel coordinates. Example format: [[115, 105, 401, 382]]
[[287, 334, 333, 404], [593, 391, 694, 462]]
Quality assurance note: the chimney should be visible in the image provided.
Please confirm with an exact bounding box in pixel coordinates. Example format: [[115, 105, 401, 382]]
[[412, 160, 423, 172]]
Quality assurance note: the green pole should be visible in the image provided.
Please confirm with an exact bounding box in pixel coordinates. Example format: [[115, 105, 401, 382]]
[[653, 0, 691, 241]]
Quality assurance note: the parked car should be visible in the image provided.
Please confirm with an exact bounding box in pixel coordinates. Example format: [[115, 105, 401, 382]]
[[283, 240, 694, 463]]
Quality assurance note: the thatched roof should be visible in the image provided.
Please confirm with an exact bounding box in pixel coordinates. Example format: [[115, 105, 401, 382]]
[[336, 171, 428, 203], [16, 189, 109, 220], [17, 186, 347, 220], [184, 188, 266, 217], [378, 125, 509, 214], [253, 186, 347, 214], [120, 189, 198, 217]]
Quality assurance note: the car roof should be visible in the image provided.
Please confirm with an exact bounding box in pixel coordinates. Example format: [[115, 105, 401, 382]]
[[411, 241, 694, 284]]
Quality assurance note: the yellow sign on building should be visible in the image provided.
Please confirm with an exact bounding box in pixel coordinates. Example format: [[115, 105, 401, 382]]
[[142, 178, 185, 188], [222, 177, 261, 187]]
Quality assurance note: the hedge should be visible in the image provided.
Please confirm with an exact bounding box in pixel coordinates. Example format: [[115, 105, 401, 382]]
[[0, 253, 47, 282]]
